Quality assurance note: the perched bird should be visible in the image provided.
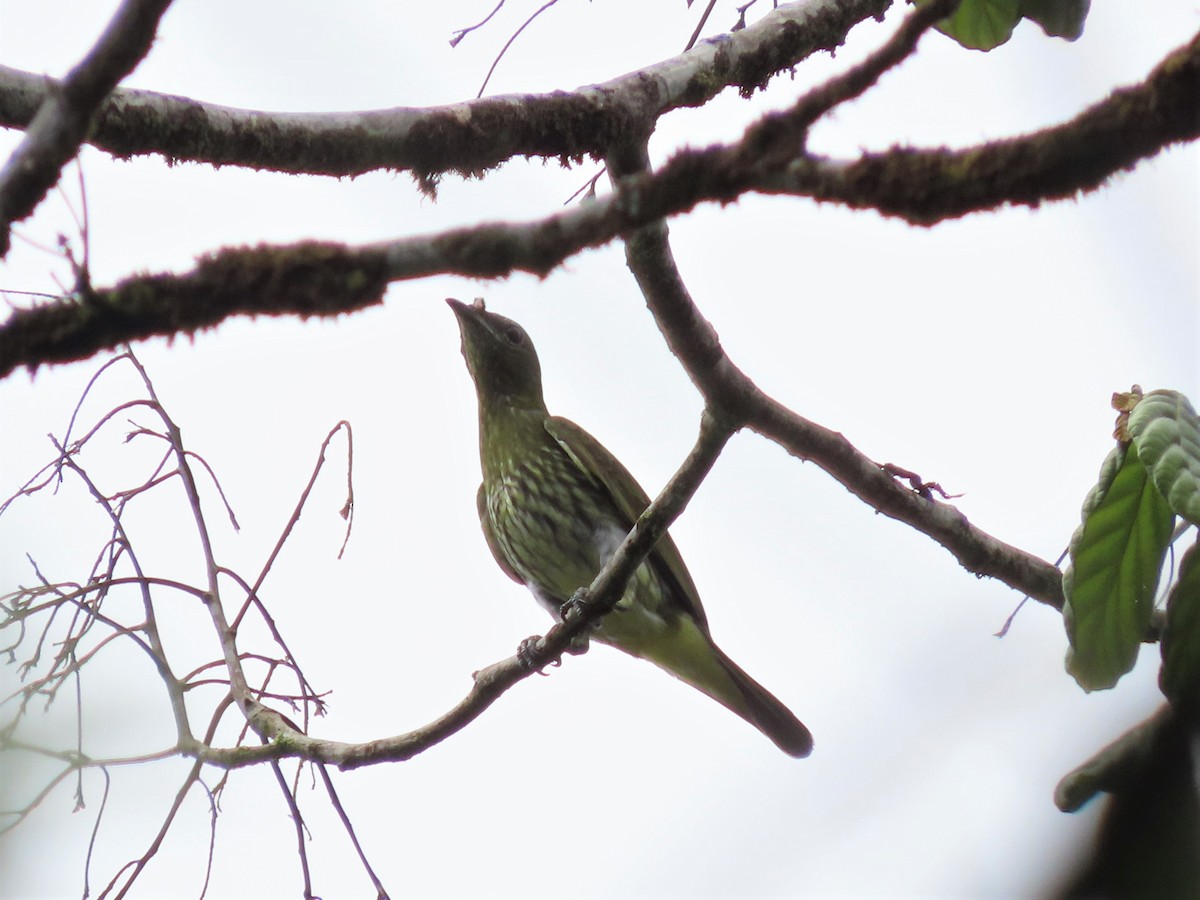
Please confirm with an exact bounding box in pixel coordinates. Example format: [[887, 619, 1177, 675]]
[[448, 298, 812, 758]]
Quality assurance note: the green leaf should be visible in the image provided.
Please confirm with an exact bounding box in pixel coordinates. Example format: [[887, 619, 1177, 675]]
[[923, 0, 1090, 50], [933, 0, 1021, 51], [1064, 442, 1176, 691], [1159, 539, 1200, 712], [1128, 390, 1200, 526], [1019, 0, 1089, 40]]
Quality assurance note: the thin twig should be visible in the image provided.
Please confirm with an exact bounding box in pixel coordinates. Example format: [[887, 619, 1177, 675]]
[[475, 0, 561, 98], [49, 437, 194, 736], [82, 766, 112, 899], [684, 0, 720, 51], [450, 0, 507, 47], [231, 421, 353, 625], [100, 760, 206, 900], [267, 752, 316, 900], [125, 352, 257, 731], [196, 777, 219, 900], [317, 764, 391, 898]]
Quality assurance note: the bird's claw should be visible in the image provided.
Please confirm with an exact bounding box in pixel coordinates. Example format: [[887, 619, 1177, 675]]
[[565, 632, 590, 655], [517, 635, 561, 675], [559, 588, 594, 655], [561, 587, 590, 621]]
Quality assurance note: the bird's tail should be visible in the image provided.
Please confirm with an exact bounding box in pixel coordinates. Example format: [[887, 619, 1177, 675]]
[[622, 615, 813, 758], [704, 641, 813, 758]]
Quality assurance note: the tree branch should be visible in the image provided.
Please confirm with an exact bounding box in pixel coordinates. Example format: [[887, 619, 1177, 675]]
[[4, 23, 1195, 381], [759, 29, 1200, 223], [630, 25, 1200, 224], [0, 0, 174, 256], [0, 0, 889, 182], [0, 242, 392, 378], [187, 412, 734, 769], [611, 124, 1066, 609]]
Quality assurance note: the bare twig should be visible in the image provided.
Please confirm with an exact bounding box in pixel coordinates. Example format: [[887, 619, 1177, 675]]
[[267, 752, 316, 900], [0, 761, 77, 835], [475, 0, 561, 98], [50, 437, 194, 740], [1, 352, 371, 890], [317, 764, 391, 898], [234, 420, 354, 631], [450, 0, 507, 47], [122, 353, 259, 736], [748, 0, 961, 154], [197, 777, 220, 900], [685, 0, 721, 51], [97, 760, 206, 900], [222, 567, 326, 719], [82, 767, 112, 899]]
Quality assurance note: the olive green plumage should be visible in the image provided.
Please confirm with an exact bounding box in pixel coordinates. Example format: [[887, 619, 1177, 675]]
[[448, 298, 812, 758]]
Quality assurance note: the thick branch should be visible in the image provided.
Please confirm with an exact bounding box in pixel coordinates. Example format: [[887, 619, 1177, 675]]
[[749, 397, 1066, 607], [1, 29, 1195, 380], [612, 138, 1066, 609], [641, 26, 1200, 223], [0, 0, 888, 180], [0, 0, 174, 256], [760, 30, 1200, 223], [0, 242, 392, 377]]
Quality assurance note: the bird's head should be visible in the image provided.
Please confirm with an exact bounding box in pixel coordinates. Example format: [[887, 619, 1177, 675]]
[[447, 298, 546, 412]]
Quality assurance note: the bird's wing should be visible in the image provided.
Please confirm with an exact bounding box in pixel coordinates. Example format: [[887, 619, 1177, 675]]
[[476, 482, 523, 584], [544, 416, 708, 629]]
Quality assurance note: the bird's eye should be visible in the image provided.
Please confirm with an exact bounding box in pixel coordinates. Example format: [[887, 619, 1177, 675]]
[[504, 325, 524, 345]]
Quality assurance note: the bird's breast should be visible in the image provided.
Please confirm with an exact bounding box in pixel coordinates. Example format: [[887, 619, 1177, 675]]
[[484, 450, 609, 602]]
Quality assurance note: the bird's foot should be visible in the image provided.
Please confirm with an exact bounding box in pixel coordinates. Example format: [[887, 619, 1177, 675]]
[[517, 635, 561, 674], [559, 588, 594, 655], [564, 632, 590, 656], [560, 587, 590, 622]]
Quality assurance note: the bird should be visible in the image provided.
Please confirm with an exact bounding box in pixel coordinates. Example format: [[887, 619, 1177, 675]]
[[448, 297, 813, 758]]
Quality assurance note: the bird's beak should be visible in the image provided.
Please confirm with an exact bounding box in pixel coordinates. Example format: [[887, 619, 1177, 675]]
[[446, 297, 487, 318], [447, 298, 492, 380], [447, 297, 490, 344]]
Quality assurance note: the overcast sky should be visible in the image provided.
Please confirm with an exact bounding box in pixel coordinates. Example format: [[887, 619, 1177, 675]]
[[1, 2, 1197, 898]]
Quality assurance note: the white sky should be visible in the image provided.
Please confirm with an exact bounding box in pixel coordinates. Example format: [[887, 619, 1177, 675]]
[[1, 2, 1197, 898]]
